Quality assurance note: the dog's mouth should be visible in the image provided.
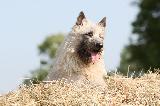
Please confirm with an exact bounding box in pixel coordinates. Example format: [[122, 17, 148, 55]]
[[77, 48, 102, 64], [88, 43, 103, 62], [89, 51, 101, 62], [77, 41, 103, 64]]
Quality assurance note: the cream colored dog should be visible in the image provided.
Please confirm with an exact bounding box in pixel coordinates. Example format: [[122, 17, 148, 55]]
[[47, 11, 107, 85]]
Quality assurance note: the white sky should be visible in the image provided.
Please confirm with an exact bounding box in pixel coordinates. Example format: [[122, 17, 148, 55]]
[[0, 0, 138, 93]]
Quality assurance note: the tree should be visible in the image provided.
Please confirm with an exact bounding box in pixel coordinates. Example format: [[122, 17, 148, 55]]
[[119, 0, 160, 75], [38, 34, 64, 59], [23, 33, 64, 85]]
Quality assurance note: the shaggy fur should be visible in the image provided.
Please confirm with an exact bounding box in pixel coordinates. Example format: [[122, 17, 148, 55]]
[[46, 11, 107, 85]]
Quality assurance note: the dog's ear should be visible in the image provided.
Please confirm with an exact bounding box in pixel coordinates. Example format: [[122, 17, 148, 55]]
[[76, 11, 86, 25], [98, 17, 106, 27]]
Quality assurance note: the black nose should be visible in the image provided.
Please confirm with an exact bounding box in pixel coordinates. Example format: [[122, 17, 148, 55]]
[[96, 42, 103, 49]]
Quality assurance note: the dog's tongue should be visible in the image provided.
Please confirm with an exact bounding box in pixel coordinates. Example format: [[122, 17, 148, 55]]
[[91, 52, 100, 62]]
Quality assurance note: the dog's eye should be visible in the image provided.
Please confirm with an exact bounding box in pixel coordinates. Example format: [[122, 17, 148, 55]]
[[85, 32, 93, 37], [99, 34, 104, 39], [99, 35, 104, 39]]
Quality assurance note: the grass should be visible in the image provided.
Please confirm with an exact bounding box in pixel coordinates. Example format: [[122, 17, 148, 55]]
[[0, 73, 160, 106]]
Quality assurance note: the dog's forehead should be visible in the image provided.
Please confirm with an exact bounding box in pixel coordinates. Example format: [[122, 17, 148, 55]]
[[75, 20, 104, 34], [72, 19, 105, 35]]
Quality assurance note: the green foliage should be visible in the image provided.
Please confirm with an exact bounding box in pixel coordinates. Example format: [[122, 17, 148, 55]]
[[38, 34, 64, 58], [23, 68, 48, 85], [119, 0, 160, 75], [23, 34, 64, 85]]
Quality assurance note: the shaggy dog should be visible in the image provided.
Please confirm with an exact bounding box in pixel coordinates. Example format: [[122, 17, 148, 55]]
[[47, 11, 107, 85]]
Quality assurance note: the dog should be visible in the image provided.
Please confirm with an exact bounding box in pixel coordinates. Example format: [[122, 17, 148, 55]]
[[46, 11, 107, 85]]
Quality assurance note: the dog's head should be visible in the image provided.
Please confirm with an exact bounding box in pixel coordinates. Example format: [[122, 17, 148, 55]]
[[72, 11, 106, 64]]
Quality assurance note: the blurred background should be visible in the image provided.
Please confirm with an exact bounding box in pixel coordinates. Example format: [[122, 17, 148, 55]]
[[0, 0, 159, 93]]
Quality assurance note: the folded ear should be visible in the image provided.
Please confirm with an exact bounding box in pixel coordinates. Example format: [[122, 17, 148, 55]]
[[98, 17, 106, 27], [76, 11, 86, 25]]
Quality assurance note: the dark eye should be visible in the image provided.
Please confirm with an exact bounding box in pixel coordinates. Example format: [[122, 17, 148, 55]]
[[85, 31, 93, 37], [99, 35, 104, 39]]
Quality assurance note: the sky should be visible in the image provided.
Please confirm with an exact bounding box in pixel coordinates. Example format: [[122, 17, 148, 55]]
[[0, 0, 138, 93]]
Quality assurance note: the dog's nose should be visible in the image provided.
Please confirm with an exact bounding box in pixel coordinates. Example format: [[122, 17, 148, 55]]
[[96, 42, 103, 49]]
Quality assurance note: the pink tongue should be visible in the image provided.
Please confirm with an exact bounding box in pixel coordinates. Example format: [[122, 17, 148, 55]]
[[91, 52, 100, 62]]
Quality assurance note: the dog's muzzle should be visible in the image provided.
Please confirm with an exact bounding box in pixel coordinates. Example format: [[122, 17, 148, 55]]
[[96, 42, 103, 49], [92, 42, 103, 53]]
